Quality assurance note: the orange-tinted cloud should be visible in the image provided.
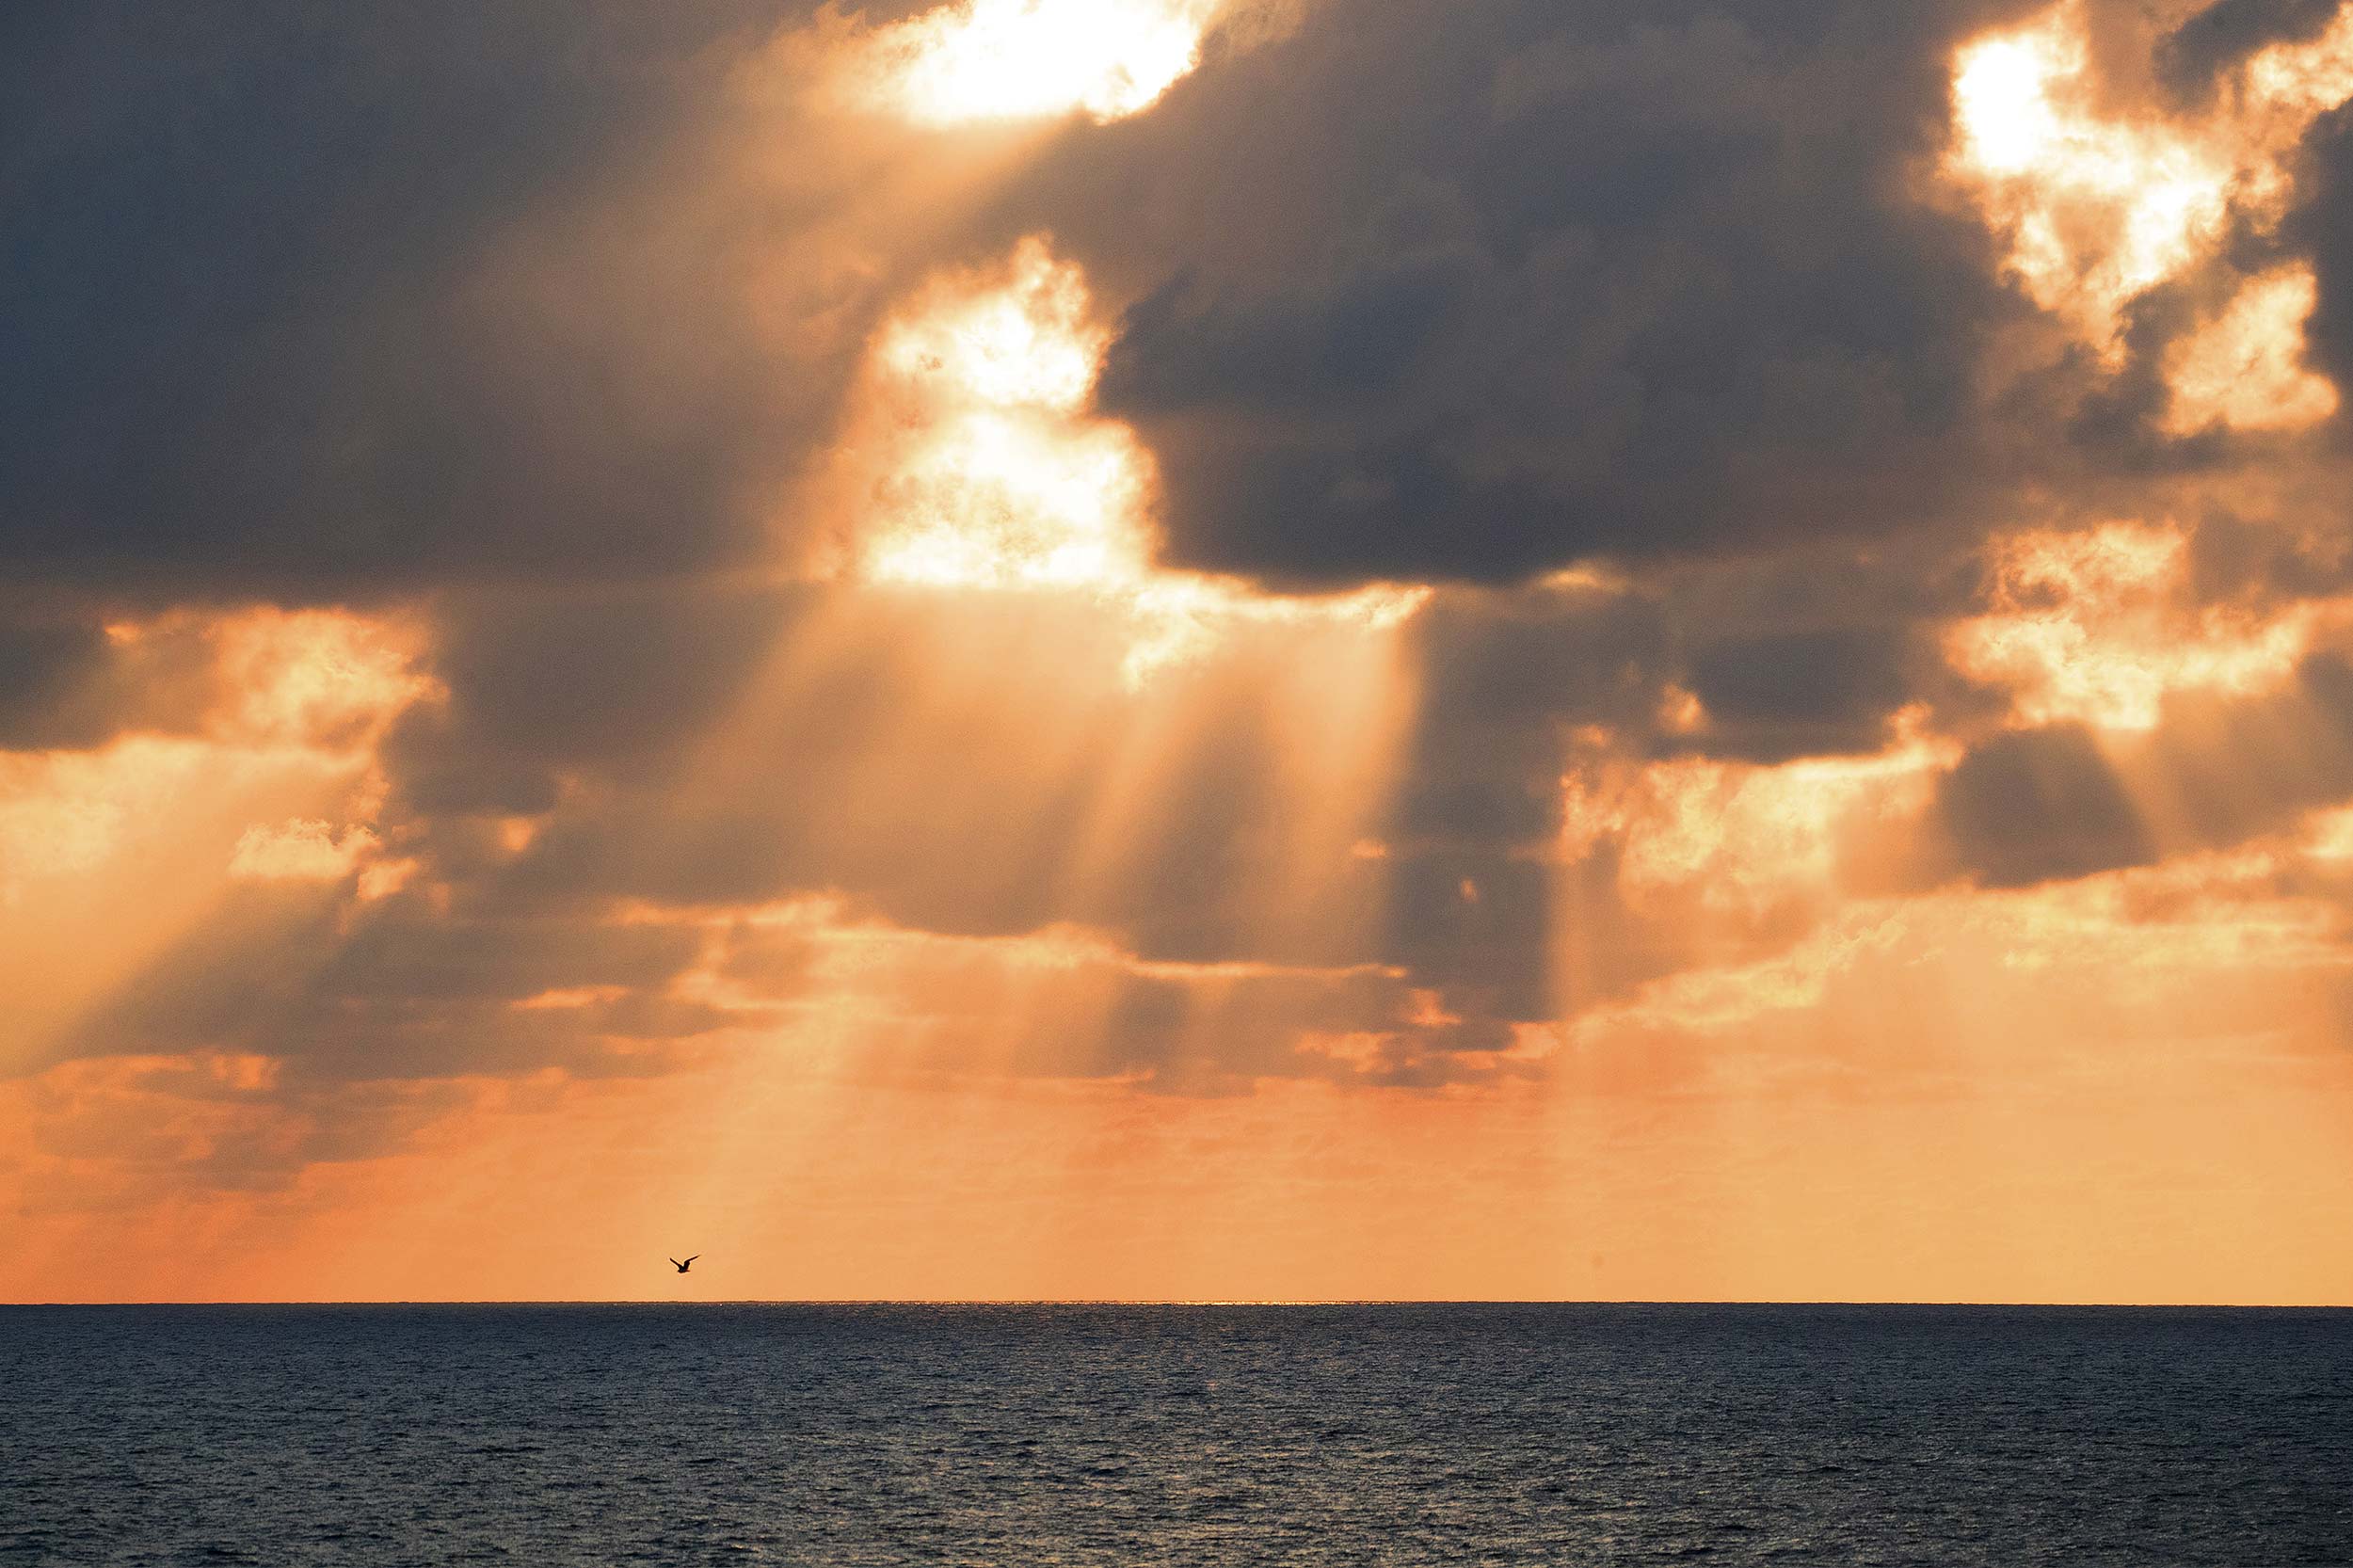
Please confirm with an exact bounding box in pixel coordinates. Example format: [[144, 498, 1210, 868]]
[[1947, 0, 2353, 373], [1945, 519, 2329, 731], [0, 606, 435, 1077]]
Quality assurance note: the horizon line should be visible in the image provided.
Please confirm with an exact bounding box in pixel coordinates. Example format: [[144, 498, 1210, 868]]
[[8, 1297, 2351, 1310]]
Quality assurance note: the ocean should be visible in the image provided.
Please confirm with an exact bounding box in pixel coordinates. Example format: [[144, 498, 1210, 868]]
[[3, 1304, 2348, 1565]]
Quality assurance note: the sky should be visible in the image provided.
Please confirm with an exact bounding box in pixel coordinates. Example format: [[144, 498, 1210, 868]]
[[7, 0, 2353, 1304]]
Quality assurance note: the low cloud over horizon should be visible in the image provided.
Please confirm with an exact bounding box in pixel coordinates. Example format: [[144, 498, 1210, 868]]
[[8, 0, 2353, 1304]]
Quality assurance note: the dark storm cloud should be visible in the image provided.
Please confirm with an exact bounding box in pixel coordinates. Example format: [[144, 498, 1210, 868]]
[[317, 912, 704, 1004], [1646, 534, 2001, 760], [458, 587, 1150, 932], [1938, 724, 2157, 887], [1405, 584, 1668, 777], [1386, 584, 1667, 936], [1680, 627, 1922, 762], [382, 558, 1969, 1064], [973, 0, 2051, 586], [1379, 850, 1554, 1024], [0, 617, 116, 749], [410, 576, 1670, 1021], [2186, 504, 2353, 607], [371, 572, 1674, 1081], [2286, 104, 2353, 431], [24, 1063, 479, 1198], [0, 0, 872, 600], [383, 582, 802, 814]]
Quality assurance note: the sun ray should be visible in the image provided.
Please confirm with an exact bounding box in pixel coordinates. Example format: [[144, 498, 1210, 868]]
[[0, 607, 438, 1073]]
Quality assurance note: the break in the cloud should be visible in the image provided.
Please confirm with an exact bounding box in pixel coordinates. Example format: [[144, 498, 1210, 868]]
[[836, 0, 1246, 125], [8, 0, 2353, 1304]]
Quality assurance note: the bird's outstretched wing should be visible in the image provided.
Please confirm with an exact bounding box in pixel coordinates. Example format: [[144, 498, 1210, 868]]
[[683, 1256, 699, 1268], [668, 1257, 682, 1268]]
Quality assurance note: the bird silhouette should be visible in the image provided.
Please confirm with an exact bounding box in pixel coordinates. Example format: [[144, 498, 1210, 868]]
[[670, 1256, 698, 1273]]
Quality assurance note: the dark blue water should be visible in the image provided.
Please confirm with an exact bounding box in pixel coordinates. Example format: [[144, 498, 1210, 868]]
[[4, 1304, 2349, 1565]]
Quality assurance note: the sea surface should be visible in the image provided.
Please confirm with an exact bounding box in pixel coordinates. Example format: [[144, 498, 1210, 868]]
[[3, 1304, 2349, 1565]]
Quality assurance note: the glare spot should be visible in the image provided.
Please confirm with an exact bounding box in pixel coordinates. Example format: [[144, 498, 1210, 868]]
[[856, 0, 1226, 126]]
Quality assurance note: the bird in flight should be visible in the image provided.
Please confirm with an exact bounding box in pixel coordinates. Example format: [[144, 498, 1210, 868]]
[[670, 1256, 699, 1273]]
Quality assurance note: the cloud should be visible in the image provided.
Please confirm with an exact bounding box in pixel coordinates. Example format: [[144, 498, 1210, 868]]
[[1944, 518, 2327, 730], [1938, 723, 2157, 886], [384, 583, 795, 804], [986, 0, 2049, 584], [228, 820, 381, 883], [0, 0, 896, 600], [0, 618, 122, 750], [1680, 627, 1925, 763], [2287, 103, 2353, 424]]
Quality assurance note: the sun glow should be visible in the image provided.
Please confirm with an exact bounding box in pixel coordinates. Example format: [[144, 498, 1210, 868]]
[[855, 0, 1227, 126], [1949, 4, 2232, 359], [834, 236, 1428, 684], [1946, 0, 2353, 377]]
